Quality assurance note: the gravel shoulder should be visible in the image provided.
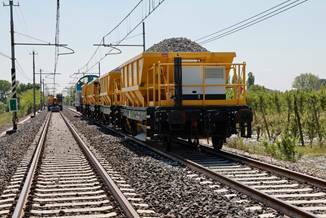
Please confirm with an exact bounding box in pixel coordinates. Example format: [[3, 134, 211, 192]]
[[0, 113, 33, 135], [222, 145, 326, 180], [0, 111, 46, 194], [0, 123, 12, 135], [63, 109, 281, 218]]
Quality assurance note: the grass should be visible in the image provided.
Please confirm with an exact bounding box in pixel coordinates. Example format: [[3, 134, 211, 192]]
[[297, 144, 326, 156], [226, 136, 325, 162], [226, 137, 266, 155], [0, 112, 12, 128], [0, 88, 41, 129]]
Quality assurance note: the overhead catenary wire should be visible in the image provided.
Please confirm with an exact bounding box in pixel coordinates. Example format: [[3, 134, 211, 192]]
[[78, 0, 145, 73], [0, 51, 31, 81], [15, 31, 50, 44], [16, 59, 32, 81], [196, 0, 293, 42], [78, 0, 165, 75], [0, 51, 12, 60], [197, 0, 308, 45], [16, 6, 29, 33]]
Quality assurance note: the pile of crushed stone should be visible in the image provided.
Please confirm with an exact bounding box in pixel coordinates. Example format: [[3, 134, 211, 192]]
[[146, 37, 208, 52]]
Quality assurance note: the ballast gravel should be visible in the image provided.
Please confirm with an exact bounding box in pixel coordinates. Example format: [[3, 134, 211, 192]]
[[146, 37, 208, 52], [223, 145, 326, 180], [64, 110, 282, 218], [0, 111, 46, 194]]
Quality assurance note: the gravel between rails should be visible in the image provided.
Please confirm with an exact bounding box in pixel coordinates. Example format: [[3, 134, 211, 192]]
[[63, 110, 283, 218], [25, 113, 124, 217], [0, 111, 47, 195]]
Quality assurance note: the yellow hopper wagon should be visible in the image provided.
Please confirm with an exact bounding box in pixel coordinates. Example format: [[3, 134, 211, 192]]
[[118, 51, 252, 149], [99, 69, 121, 126], [81, 79, 100, 117], [47, 95, 54, 111], [78, 50, 253, 150]]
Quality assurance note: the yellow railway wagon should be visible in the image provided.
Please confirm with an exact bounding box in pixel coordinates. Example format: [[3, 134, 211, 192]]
[[47, 94, 63, 111], [81, 79, 100, 116], [78, 51, 252, 150], [87, 79, 100, 112], [47, 95, 54, 106], [99, 70, 121, 106], [99, 70, 122, 124], [120, 52, 247, 107], [117, 51, 252, 149]]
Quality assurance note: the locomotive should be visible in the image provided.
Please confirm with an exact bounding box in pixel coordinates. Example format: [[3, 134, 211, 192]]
[[76, 51, 252, 150]]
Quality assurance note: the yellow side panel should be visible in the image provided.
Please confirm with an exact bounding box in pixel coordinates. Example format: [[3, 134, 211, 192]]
[[115, 51, 247, 108]]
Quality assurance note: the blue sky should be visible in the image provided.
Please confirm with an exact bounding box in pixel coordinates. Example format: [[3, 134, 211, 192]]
[[0, 0, 325, 93]]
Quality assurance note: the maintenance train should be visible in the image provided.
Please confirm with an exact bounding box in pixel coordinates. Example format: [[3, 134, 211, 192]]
[[47, 94, 63, 112], [75, 51, 252, 150]]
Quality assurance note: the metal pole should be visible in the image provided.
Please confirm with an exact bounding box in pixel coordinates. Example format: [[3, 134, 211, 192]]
[[42, 78, 45, 109], [39, 69, 42, 110], [70, 87, 73, 106], [53, 76, 55, 96], [142, 22, 146, 52], [32, 51, 36, 117], [7, 0, 18, 131], [98, 62, 101, 77]]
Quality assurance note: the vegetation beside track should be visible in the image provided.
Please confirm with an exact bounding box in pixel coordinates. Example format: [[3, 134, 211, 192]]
[[226, 73, 326, 161], [0, 87, 42, 128]]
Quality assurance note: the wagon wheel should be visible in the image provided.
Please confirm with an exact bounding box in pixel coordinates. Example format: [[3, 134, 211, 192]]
[[188, 138, 199, 148], [162, 135, 172, 152], [212, 136, 223, 150]]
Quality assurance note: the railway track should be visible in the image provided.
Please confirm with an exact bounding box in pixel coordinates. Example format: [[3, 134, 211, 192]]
[[168, 144, 326, 218], [0, 112, 157, 217], [67, 107, 326, 218]]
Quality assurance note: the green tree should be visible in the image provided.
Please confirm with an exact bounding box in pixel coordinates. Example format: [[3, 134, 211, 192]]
[[247, 72, 255, 90], [0, 80, 11, 101], [320, 79, 326, 87], [0, 101, 7, 112], [292, 73, 321, 90], [16, 82, 40, 94]]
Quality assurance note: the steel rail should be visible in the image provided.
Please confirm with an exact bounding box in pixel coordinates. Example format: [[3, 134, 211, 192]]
[[60, 112, 140, 218], [202, 146, 326, 190], [121, 136, 318, 218], [66, 108, 319, 218], [175, 138, 326, 190], [12, 112, 52, 218]]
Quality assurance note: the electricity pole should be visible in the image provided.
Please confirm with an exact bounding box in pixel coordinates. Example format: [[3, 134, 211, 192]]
[[98, 62, 101, 77], [4, 0, 19, 133], [31, 51, 37, 118], [39, 69, 43, 110], [142, 22, 146, 52], [42, 79, 45, 109]]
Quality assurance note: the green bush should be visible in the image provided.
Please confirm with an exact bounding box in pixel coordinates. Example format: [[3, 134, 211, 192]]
[[0, 88, 41, 128], [0, 102, 7, 113], [262, 140, 280, 158], [276, 133, 301, 161], [17, 88, 40, 117], [226, 82, 325, 161]]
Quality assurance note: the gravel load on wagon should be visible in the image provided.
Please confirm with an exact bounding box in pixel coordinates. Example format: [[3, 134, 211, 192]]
[[146, 37, 208, 52]]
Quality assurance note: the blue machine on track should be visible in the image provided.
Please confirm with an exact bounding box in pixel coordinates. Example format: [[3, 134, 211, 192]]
[[75, 75, 98, 112]]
